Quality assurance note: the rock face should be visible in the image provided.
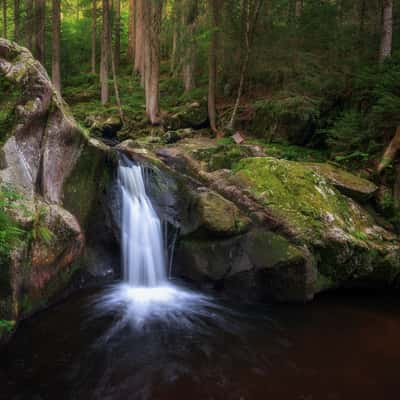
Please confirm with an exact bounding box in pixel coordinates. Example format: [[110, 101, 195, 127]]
[[0, 40, 113, 332], [136, 139, 400, 302]]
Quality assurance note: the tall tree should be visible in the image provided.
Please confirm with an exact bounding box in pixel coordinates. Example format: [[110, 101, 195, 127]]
[[91, 0, 97, 74], [295, 0, 302, 18], [182, 0, 198, 92], [127, 0, 135, 63], [379, 0, 393, 62], [143, 0, 162, 124], [170, 0, 181, 75], [35, 0, 46, 64], [52, 0, 61, 93], [26, 0, 34, 50], [208, 0, 221, 134], [114, 0, 121, 69], [2, 0, 7, 39], [134, 0, 144, 78], [14, 0, 19, 41], [228, 0, 264, 129], [100, 0, 110, 104]]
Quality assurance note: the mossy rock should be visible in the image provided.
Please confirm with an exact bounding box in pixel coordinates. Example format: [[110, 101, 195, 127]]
[[306, 163, 377, 201], [194, 190, 251, 237], [176, 228, 315, 302], [232, 157, 399, 287], [194, 144, 255, 172]]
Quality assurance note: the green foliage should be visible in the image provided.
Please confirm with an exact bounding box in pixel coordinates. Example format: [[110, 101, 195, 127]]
[[0, 185, 25, 262], [0, 319, 15, 338]]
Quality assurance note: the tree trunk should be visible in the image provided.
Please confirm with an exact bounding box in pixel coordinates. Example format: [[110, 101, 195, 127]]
[[379, 0, 392, 62], [170, 0, 180, 76], [208, 0, 221, 134], [114, 0, 120, 70], [143, 0, 162, 125], [228, 0, 263, 130], [378, 127, 400, 174], [35, 0, 45, 64], [2, 0, 7, 39], [14, 0, 19, 41], [295, 0, 302, 18], [100, 0, 110, 104], [52, 0, 61, 93], [91, 0, 97, 74], [127, 0, 135, 63], [182, 0, 198, 92], [108, 14, 124, 123], [26, 0, 33, 50], [134, 0, 144, 77]]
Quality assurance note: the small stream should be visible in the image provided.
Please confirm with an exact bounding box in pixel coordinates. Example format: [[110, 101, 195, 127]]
[[1, 287, 400, 400]]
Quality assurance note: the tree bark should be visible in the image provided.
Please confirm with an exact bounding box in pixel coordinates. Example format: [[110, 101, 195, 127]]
[[134, 0, 144, 77], [114, 0, 120, 70], [208, 0, 221, 134], [91, 0, 97, 74], [100, 0, 110, 104], [295, 0, 302, 18], [378, 127, 400, 174], [143, 0, 162, 124], [2, 0, 7, 39], [52, 0, 61, 93], [228, 0, 263, 130], [182, 0, 198, 92], [379, 0, 392, 62], [127, 0, 135, 63], [108, 14, 124, 123], [14, 0, 19, 41], [34, 0, 45, 64], [170, 0, 180, 76], [26, 0, 33, 50]]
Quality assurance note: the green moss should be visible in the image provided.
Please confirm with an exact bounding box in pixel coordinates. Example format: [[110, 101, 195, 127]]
[[194, 144, 254, 171], [234, 157, 352, 241], [0, 74, 22, 144], [0, 319, 15, 340]]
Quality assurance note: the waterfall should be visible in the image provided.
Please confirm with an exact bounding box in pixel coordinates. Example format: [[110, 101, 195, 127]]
[[119, 157, 166, 287], [92, 156, 220, 333]]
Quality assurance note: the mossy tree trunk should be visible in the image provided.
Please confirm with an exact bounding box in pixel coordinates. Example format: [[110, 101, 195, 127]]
[[114, 0, 121, 70]]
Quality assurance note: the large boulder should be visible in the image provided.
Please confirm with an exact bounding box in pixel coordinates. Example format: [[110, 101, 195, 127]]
[[154, 140, 400, 301], [0, 39, 114, 337]]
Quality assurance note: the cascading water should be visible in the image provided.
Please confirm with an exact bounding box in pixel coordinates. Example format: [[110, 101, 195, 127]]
[[119, 159, 166, 286], [93, 156, 225, 334]]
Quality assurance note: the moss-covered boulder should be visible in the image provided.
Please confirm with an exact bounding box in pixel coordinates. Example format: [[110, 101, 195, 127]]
[[306, 163, 378, 201], [232, 157, 399, 290], [194, 190, 251, 237], [163, 102, 209, 131]]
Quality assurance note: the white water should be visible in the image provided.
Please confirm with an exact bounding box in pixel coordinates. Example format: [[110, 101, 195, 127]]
[[93, 157, 225, 334], [119, 161, 166, 286]]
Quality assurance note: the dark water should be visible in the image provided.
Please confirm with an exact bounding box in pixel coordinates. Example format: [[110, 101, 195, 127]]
[[1, 286, 400, 400]]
